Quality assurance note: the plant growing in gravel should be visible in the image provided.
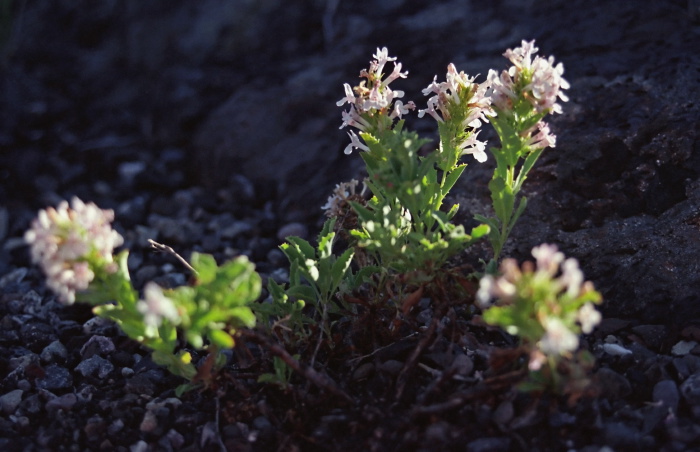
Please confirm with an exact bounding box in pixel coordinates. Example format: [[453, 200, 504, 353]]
[[473, 40, 570, 268], [255, 218, 355, 344], [336, 47, 490, 278], [25, 197, 260, 394], [477, 244, 602, 394]]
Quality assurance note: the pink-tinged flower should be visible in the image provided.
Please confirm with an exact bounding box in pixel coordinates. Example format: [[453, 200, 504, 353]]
[[458, 130, 487, 162], [338, 48, 412, 153], [137, 282, 180, 331], [538, 317, 579, 356], [489, 40, 569, 116], [525, 121, 557, 150], [576, 302, 601, 334], [419, 64, 493, 162], [389, 100, 415, 120], [528, 55, 570, 114], [486, 68, 517, 112], [336, 83, 357, 107], [504, 40, 539, 71], [372, 47, 396, 77], [343, 130, 370, 155], [25, 197, 124, 304]]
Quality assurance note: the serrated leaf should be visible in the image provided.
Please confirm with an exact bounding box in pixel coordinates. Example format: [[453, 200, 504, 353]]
[[286, 237, 316, 260], [330, 248, 354, 289]]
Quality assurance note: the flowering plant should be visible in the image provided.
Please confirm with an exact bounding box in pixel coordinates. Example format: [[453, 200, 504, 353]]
[[474, 40, 570, 267], [25, 197, 260, 394], [477, 244, 602, 393], [335, 48, 490, 277]]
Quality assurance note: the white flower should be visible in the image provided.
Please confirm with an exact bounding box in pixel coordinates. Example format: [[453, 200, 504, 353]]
[[338, 48, 412, 153], [577, 302, 601, 334], [137, 282, 180, 331], [458, 131, 488, 163], [525, 121, 557, 150], [343, 130, 370, 155], [539, 317, 579, 355], [531, 243, 564, 276], [489, 40, 569, 115], [321, 179, 365, 217], [25, 197, 123, 304], [559, 257, 584, 298]]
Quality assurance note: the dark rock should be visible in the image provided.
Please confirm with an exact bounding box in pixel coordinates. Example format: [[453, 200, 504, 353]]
[[35, 364, 72, 391], [596, 367, 632, 399], [40, 340, 68, 364], [0, 389, 23, 415], [79, 335, 115, 359], [75, 355, 114, 379], [19, 321, 56, 353], [680, 373, 700, 405], [631, 325, 668, 351], [466, 437, 511, 452], [653, 380, 680, 413]]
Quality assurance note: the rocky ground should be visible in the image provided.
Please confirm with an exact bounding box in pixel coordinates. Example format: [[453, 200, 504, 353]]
[[1, 0, 700, 450]]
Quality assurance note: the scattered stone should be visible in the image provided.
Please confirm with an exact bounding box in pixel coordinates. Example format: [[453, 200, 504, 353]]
[[450, 354, 474, 377], [80, 335, 116, 359], [653, 380, 680, 412], [680, 373, 700, 405], [673, 340, 698, 356], [466, 437, 511, 452], [379, 360, 404, 376], [40, 340, 68, 364], [140, 410, 158, 433], [631, 324, 667, 351], [603, 343, 633, 357], [0, 389, 23, 415], [353, 362, 374, 381], [45, 392, 77, 413], [277, 223, 308, 242], [75, 355, 115, 378], [35, 364, 72, 391], [596, 367, 633, 399]]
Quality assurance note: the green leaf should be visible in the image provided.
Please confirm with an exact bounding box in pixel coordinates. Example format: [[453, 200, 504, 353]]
[[470, 224, 490, 239], [287, 285, 317, 304], [286, 237, 316, 261], [442, 164, 467, 195], [191, 253, 218, 284], [331, 248, 355, 290], [209, 329, 235, 349]]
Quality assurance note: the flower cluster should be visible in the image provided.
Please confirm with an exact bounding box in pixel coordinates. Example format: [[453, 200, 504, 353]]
[[321, 179, 365, 218], [24, 197, 123, 304], [485, 40, 569, 152], [478, 244, 601, 370], [337, 47, 415, 154], [487, 39, 570, 115], [418, 63, 492, 162]]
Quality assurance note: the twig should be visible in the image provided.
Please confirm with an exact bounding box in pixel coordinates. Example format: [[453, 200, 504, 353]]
[[147, 239, 197, 275], [393, 304, 447, 402], [240, 329, 353, 404]]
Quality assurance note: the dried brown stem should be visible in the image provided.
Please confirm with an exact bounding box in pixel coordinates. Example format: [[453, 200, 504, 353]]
[[240, 329, 353, 404]]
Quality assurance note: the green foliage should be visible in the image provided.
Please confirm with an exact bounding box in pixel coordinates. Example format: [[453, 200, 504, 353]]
[[257, 355, 297, 390], [347, 126, 489, 276]]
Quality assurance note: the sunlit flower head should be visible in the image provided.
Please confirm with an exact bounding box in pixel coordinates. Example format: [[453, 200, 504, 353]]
[[488, 40, 569, 115], [137, 282, 180, 332], [338, 48, 413, 154], [25, 197, 124, 304], [418, 63, 493, 162]]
